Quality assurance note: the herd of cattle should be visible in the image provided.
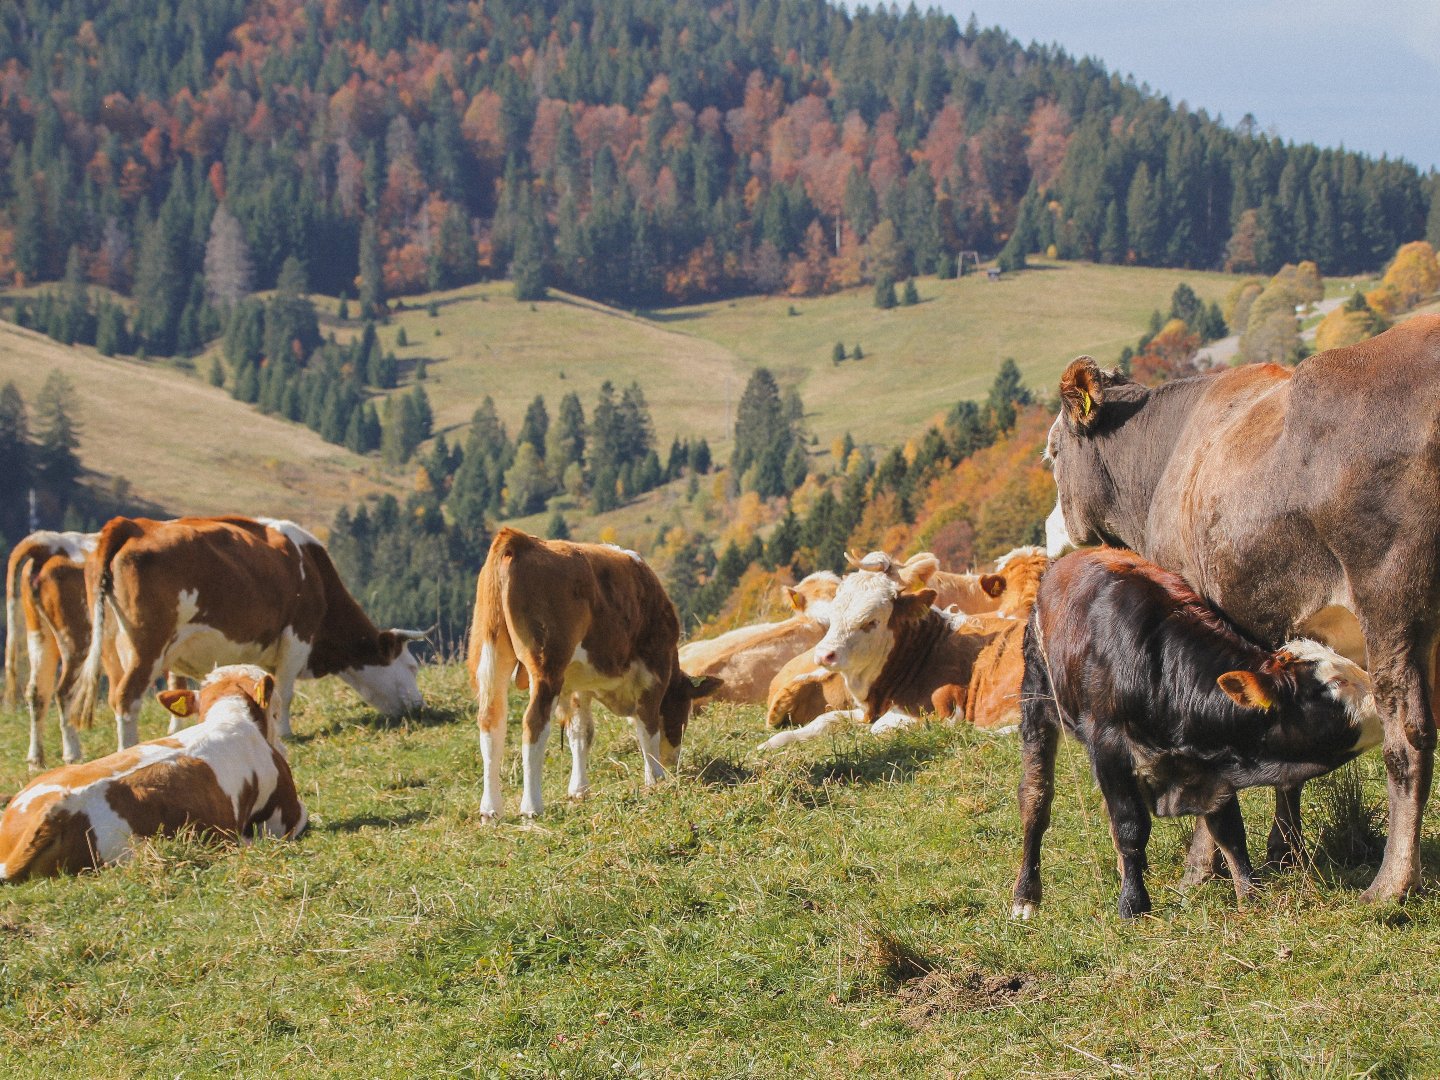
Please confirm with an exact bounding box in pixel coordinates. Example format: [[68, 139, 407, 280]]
[[2, 316, 1438, 919]]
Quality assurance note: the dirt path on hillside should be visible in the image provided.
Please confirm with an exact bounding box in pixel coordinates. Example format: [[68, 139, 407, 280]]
[[1194, 293, 1351, 368]]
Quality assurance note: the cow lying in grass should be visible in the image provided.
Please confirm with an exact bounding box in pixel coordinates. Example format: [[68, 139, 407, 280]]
[[759, 569, 1001, 750], [763, 547, 1050, 735], [0, 665, 307, 882], [470, 528, 721, 819], [1012, 549, 1381, 919], [678, 570, 839, 705]]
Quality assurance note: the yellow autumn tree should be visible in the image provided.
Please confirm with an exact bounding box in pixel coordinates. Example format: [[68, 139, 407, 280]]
[[1380, 240, 1440, 310]]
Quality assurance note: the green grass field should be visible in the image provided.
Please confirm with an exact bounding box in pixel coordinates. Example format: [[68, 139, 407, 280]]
[[1, 666, 1434, 1077]]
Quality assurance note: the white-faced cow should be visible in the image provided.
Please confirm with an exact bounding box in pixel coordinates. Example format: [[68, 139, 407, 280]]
[[1045, 316, 1440, 901], [759, 570, 1001, 750], [1012, 549, 1380, 919], [73, 515, 425, 750], [678, 570, 839, 705], [0, 665, 307, 882], [469, 528, 721, 819], [5, 531, 98, 768]]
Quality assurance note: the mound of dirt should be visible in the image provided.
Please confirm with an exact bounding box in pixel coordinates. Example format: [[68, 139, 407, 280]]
[[896, 967, 1035, 1026]]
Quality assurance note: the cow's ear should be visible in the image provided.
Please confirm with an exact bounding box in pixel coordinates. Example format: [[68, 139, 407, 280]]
[[158, 689, 198, 719], [254, 674, 275, 711], [687, 674, 723, 698], [1059, 356, 1105, 434], [783, 585, 807, 612], [893, 589, 936, 622], [898, 552, 939, 587], [980, 573, 1007, 598], [1218, 670, 1275, 710]]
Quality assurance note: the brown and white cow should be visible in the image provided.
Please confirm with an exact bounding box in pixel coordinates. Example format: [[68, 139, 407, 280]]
[[1046, 317, 1440, 901], [5, 531, 98, 768], [469, 528, 721, 818], [73, 515, 425, 750], [678, 570, 839, 704], [763, 547, 1051, 734], [759, 570, 1001, 750], [0, 664, 307, 882]]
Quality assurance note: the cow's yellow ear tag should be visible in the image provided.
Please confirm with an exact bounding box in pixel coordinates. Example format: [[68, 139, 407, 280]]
[[173, 697, 189, 716], [1081, 390, 1093, 416]]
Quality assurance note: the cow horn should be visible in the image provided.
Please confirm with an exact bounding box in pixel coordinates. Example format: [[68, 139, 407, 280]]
[[390, 627, 432, 641], [844, 549, 864, 569]]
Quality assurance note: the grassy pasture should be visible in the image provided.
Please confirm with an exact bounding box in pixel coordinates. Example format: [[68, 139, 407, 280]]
[[1, 665, 1435, 1077], [382, 261, 1241, 457]]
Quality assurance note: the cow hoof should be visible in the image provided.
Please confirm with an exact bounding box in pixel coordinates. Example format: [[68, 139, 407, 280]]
[[1010, 900, 1036, 921], [25, 760, 44, 774], [568, 789, 590, 802]]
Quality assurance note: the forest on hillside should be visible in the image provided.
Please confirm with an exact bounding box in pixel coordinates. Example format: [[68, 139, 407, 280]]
[[0, 0, 1437, 359]]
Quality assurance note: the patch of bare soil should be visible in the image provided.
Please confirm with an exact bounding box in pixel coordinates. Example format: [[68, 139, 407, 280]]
[[895, 967, 1036, 1026]]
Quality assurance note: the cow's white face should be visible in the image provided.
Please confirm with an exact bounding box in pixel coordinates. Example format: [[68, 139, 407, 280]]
[[1280, 638, 1381, 750], [1044, 498, 1074, 558], [339, 644, 423, 715], [812, 573, 905, 701]]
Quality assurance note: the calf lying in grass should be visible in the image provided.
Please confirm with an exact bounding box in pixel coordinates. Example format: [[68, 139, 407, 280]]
[[1012, 549, 1380, 919], [0, 665, 307, 882]]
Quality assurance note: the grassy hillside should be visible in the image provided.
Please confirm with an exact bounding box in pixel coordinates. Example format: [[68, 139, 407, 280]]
[[0, 670, 1432, 1075], [380, 260, 1241, 456], [0, 320, 403, 527]]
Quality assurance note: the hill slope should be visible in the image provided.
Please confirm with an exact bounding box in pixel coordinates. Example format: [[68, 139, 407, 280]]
[[0, 321, 403, 526]]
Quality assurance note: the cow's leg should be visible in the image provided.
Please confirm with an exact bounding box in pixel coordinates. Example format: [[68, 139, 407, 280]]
[[111, 654, 161, 750], [24, 630, 58, 770], [1204, 796, 1257, 904], [757, 708, 862, 751], [53, 630, 86, 764], [1011, 669, 1060, 920], [1362, 644, 1434, 903], [1180, 811, 1232, 886], [1266, 783, 1306, 869], [270, 648, 308, 740], [519, 681, 559, 817], [869, 708, 920, 735], [633, 708, 668, 785], [1091, 743, 1152, 918], [566, 693, 595, 800], [475, 634, 517, 821]]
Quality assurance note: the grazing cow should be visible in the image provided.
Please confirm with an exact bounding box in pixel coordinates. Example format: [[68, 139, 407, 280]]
[[1046, 317, 1440, 901], [678, 570, 839, 704], [469, 528, 721, 818], [73, 515, 425, 750], [759, 570, 1001, 750], [0, 665, 307, 882], [1012, 549, 1380, 918], [5, 532, 97, 768]]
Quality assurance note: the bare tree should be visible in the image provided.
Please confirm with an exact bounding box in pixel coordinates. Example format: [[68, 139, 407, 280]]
[[203, 204, 253, 311]]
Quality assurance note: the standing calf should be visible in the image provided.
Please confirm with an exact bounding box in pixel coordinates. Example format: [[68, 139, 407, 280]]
[[1013, 549, 1381, 919], [469, 529, 719, 818]]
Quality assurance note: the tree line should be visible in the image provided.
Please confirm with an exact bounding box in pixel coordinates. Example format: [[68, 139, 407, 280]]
[[1, 0, 1436, 351]]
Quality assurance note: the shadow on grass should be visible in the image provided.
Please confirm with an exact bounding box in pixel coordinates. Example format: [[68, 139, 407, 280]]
[[803, 737, 944, 790], [323, 808, 431, 834], [292, 703, 468, 743], [693, 756, 757, 788]]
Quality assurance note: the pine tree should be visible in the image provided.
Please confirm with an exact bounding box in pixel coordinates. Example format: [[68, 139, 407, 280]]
[[33, 371, 82, 506], [518, 394, 549, 457], [0, 383, 32, 541], [358, 216, 385, 318], [873, 276, 897, 309]]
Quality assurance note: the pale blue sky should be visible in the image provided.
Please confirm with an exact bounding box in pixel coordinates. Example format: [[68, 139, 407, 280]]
[[937, 1, 1440, 172]]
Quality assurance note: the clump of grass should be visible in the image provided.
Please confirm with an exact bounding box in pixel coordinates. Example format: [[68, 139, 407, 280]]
[[1310, 761, 1385, 866]]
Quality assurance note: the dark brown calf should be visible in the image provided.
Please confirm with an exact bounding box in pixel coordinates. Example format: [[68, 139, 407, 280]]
[[1013, 550, 1380, 919]]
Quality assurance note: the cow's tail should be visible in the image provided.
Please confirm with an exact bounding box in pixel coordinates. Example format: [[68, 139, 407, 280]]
[[73, 518, 142, 729], [471, 529, 528, 733], [3, 540, 36, 711]]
